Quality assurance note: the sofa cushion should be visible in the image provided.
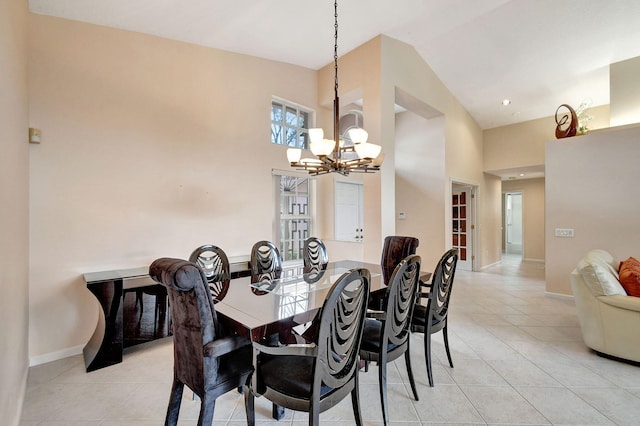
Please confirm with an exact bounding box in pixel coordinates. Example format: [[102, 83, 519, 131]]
[[619, 257, 640, 297], [577, 249, 626, 296]]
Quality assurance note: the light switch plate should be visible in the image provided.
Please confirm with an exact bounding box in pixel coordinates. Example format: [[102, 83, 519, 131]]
[[555, 228, 574, 237]]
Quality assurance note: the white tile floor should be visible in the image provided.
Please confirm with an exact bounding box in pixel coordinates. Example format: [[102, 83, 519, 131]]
[[21, 255, 640, 425]]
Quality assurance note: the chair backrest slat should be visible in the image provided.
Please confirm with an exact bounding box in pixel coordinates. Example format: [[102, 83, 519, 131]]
[[383, 255, 421, 347], [303, 237, 328, 273], [429, 249, 458, 324], [315, 268, 370, 391], [250, 240, 283, 282], [189, 244, 231, 302]]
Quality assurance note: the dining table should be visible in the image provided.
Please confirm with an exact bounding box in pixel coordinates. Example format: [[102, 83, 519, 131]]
[[213, 260, 384, 342]]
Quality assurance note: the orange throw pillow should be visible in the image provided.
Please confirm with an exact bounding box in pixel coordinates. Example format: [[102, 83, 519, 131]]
[[619, 257, 640, 297]]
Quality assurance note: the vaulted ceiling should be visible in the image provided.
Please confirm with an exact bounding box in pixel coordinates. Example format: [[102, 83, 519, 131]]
[[29, 0, 640, 131]]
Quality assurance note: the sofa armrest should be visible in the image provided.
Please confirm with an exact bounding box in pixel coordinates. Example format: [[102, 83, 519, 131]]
[[598, 295, 640, 312]]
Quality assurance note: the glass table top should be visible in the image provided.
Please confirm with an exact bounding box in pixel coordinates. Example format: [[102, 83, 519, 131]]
[[249, 267, 381, 296]]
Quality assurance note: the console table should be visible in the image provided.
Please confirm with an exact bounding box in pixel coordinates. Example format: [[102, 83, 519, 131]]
[[82, 257, 251, 372]]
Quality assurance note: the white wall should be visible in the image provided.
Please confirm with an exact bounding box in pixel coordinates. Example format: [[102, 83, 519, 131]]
[[545, 125, 640, 295], [0, 0, 30, 423]]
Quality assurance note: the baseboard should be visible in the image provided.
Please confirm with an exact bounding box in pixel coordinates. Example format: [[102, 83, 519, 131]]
[[544, 291, 574, 300], [29, 344, 84, 367], [524, 258, 545, 263], [480, 260, 502, 269]]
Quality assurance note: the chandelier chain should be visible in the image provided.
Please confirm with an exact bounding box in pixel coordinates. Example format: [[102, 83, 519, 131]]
[[334, 0, 339, 97], [284, 0, 382, 175]]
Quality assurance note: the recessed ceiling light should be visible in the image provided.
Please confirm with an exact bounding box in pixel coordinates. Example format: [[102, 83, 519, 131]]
[[502, 99, 511, 106], [519, 173, 525, 177]]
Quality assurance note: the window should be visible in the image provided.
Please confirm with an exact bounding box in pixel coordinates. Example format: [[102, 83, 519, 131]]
[[271, 99, 310, 149], [276, 175, 312, 263]]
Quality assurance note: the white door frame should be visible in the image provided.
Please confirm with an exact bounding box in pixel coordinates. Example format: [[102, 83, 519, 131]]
[[450, 179, 478, 271]]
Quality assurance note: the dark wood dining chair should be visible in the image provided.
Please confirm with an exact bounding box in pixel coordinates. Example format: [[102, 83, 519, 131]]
[[149, 258, 253, 426], [303, 237, 328, 273], [373, 235, 419, 310], [410, 248, 459, 387], [189, 244, 231, 302], [380, 236, 419, 285], [359, 254, 421, 426], [246, 268, 371, 426]]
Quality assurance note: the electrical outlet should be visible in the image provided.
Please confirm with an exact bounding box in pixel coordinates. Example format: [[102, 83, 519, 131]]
[[398, 212, 406, 220], [555, 228, 574, 237]]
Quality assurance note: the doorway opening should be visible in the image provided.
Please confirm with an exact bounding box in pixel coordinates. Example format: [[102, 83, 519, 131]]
[[503, 192, 523, 256]]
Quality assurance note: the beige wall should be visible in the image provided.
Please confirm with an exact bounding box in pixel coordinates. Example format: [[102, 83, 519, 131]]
[[502, 178, 545, 262], [484, 104, 611, 269], [610, 56, 640, 127], [380, 36, 494, 269], [0, 0, 30, 423], [27, 16, 497, 362], [315, 35, 493, 269], [484, 104, 610, 174], [481, 173, 503, 266], [316, 36, 386, 263], [395, 112, 446, 269], [545, 125, 640, 295], [28, 15, 318, 361]]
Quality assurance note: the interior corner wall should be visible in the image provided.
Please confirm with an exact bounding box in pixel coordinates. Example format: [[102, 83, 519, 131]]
[[0, 0, 30, 424], [502, 178, 545, 262], [545, 125, 640, 295], [377, 36, 491, 267], [610, 56, 640, 127], [27, 14, 317, 361]]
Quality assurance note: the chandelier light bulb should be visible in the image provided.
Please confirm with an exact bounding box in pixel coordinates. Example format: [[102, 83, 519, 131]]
[[310, 138, 335, 156], [348, 128, 368, 144], [287, 148, 302, 163], [309, 128, 324, 144], [355, 142, 382, 159]]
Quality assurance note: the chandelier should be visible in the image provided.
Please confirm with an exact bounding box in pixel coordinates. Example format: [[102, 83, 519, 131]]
[[286, 0, 383, 176]]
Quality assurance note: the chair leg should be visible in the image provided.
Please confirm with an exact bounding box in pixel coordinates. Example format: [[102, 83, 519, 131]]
[[425, 333, 434, 387], [165, 378, 184, 426], [309, 399, 320, 426], [244, 383, 255, 426], [443, 324, 454, 368], [272, 403, 285, 420], [404, 349, 419, 401], [351, 369, 363, 426], [198, 392, 215, 426], [378, 360, 389, 426]]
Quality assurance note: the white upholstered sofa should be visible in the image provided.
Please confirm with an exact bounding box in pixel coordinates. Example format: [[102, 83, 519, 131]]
[[570, 249, 640, 363]]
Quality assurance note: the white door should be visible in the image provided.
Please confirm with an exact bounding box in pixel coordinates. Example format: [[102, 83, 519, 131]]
[[335, 181, 363, 241]]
